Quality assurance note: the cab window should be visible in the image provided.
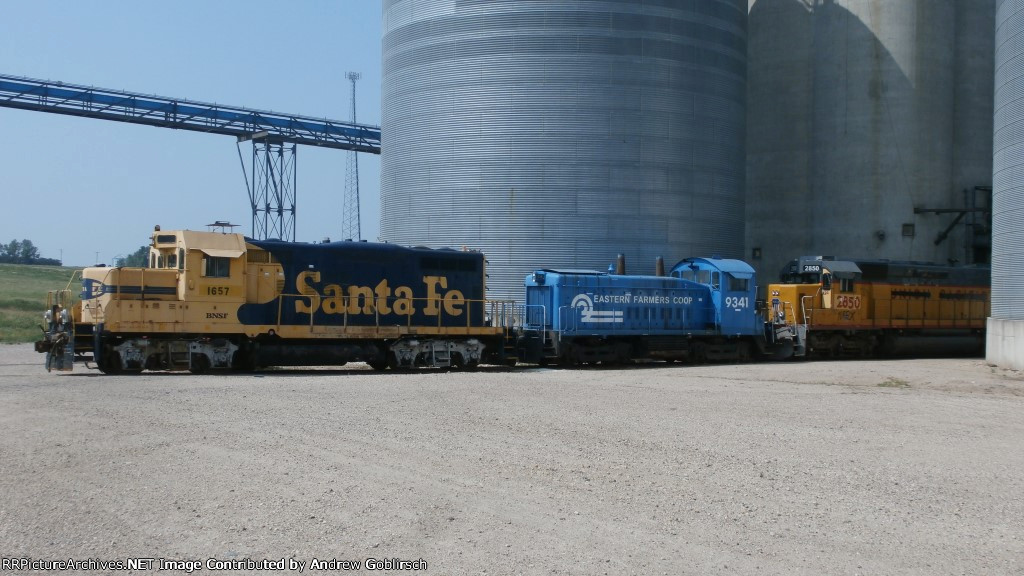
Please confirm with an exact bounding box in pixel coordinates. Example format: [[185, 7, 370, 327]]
[[204, 257, 231, 278], [840, 278, 855, 292], [729, 276, 749, 292]]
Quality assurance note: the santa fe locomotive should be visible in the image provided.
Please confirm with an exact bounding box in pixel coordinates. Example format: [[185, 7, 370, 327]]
[[35, 227, 990, 373], [37, 227, 518, 373]]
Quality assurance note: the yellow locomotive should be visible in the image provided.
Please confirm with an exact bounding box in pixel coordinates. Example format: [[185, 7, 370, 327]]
[[768, 257, 990, 357], [37, 227, 517, 373]]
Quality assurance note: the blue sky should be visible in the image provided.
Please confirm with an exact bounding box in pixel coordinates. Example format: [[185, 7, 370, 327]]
[[0, 1, 382, 266]]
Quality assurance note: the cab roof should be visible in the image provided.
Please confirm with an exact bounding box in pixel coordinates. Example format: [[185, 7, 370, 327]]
[[673, 257, 755, 278]]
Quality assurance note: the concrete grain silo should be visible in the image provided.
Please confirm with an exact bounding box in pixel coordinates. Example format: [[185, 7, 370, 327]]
[[990, 0, 1024, 369], [381, 0, 747, 301], [746, 0, 994, 284]]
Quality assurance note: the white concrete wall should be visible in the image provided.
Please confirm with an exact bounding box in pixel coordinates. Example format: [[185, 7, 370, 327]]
[[986, 319, 1024, 370]]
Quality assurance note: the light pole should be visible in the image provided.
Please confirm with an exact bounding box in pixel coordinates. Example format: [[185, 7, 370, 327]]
[[342, 71, 362, 241]]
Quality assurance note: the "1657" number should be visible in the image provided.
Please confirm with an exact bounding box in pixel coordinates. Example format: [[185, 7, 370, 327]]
[[206, 286, 230, 296]]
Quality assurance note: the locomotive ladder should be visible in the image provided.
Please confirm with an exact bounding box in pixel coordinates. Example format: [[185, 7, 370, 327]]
[[430, 341, 452, 367]]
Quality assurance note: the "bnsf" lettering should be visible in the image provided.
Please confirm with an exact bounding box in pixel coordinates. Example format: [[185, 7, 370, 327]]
[[294, 273, 465, 317], [206, 312, 229, 319]]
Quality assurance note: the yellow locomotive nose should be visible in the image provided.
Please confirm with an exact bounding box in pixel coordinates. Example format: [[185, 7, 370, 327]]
[[768, 257, 989, 358]]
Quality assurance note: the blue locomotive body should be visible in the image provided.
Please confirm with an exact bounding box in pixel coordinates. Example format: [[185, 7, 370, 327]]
[[238, 238, 488, 330], [520, 257, 767, 364]]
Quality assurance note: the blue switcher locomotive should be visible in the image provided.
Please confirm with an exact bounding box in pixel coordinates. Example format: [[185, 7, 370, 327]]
[[518, 257, 786, 364]]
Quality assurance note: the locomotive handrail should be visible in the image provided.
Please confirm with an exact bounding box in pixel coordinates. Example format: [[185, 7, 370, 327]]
[[520, 304, 547, 345], [272, 292, 516, 333], [527, 304, 547, 333], [785, 301, 797, 326], [800, 294, 815, 327], [488, 300, 524, 330], [558, 305, 575, 335], [61, 269, 82, 294]]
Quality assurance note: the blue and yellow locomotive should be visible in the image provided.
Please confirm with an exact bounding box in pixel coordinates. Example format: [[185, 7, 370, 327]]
[[37, 227, 517, 373]]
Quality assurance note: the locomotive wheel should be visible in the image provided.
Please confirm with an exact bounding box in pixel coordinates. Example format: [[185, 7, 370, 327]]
[[100, 352, 140, 375], [99, 351, 122, 375], [736, 342, 752, 362], [771, 340, 795, 361], [231, 350, 258, 372], [691, 343, 707, 364], [189, 354, 210, 374]]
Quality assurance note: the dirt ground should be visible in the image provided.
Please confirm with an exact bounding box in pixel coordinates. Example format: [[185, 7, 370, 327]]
[[0, 343, 1022, 575]]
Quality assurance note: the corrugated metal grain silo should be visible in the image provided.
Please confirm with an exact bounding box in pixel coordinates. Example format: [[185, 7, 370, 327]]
[[746, 0, 994, 285], [990, 0, 1024, 369], [381, 0, 747, 301]]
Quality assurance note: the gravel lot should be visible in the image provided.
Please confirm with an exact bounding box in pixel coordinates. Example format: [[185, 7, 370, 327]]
[[1, 343, 1022, 575]]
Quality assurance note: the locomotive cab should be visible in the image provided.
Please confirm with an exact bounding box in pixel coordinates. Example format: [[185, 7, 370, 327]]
[[771, 257, 862, 321], [671, 257, 760, 336]]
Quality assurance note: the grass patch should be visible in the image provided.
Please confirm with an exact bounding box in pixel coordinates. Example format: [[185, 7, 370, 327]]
[[878, 377, 911, 388], [0, 298, 48, 312], [0, 263, 81, 343]]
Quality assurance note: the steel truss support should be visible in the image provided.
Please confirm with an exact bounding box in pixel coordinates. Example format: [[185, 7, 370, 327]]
[[245, 137, 297, 241], [2, 73, 384, 244]]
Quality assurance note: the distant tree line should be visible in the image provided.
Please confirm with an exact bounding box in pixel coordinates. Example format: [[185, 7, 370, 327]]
[[117, 245, 149, 268], [0, 239, 60, 265]]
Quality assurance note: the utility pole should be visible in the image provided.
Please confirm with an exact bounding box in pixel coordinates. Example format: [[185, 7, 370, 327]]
[[342, 71, 362, 241]]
